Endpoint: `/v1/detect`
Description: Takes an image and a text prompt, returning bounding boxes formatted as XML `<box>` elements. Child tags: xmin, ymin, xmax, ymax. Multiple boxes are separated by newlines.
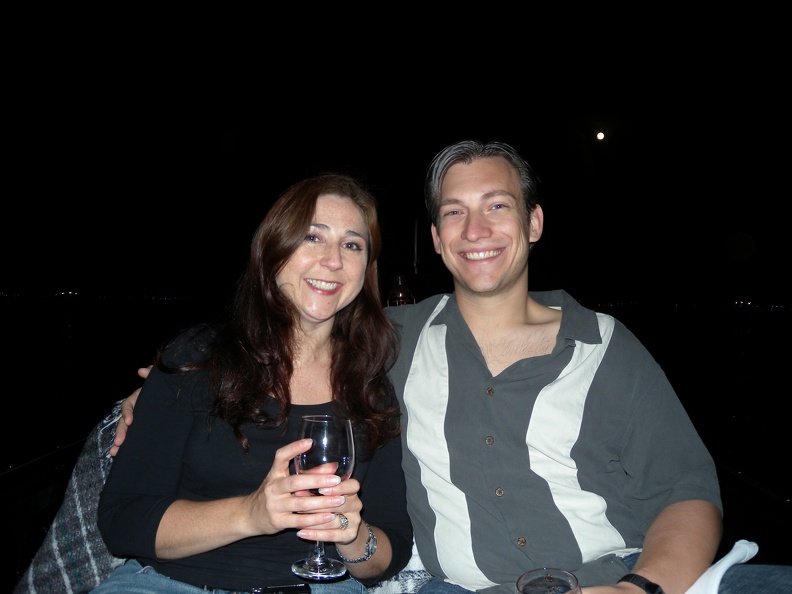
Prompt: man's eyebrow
<box><xmin>482</xmin><ymin>189</ymin><xmax>518</xmax><ymax>201</ymax></box>
<box><xmin>439</xmin><ymin>190</ymin><xmax>517</xmax><ymax>205</ymax></box>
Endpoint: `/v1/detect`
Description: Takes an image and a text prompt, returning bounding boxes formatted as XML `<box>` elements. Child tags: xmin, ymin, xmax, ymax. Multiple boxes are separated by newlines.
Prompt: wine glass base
<box><xmin>291</xmin><ymin>558</ymin><xmax>347</xmax><ymax>580</ymax></box>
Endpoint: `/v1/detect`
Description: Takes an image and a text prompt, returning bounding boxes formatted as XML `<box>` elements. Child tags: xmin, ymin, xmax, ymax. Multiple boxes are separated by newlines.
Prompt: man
<box><xmin>115</xmin><ymin>141</ymin><xmax>788</xmax><ymax>593</ymax></box>
<box><xmin>385</xmin><ymin>141</ymin><xmax>721</xmax><ymax>594</ymax></box>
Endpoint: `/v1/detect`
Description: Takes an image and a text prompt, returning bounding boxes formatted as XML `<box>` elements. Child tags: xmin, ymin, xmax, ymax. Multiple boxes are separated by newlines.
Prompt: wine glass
<box><xmin>291</xmin><ymin>414</ymin><xmax>356</xmax><ymax>580</ymax></box>
<box><xmin>515</xmin><ymin>567</ymin><xmax>581</xmax><ymax>594</ymax></box>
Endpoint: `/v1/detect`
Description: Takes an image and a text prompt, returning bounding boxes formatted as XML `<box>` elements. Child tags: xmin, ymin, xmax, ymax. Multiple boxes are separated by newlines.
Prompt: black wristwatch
<box><xmin>617</xmin><ymin>573</ymin><xmax>665</xmax><ymax>594</ymax></box>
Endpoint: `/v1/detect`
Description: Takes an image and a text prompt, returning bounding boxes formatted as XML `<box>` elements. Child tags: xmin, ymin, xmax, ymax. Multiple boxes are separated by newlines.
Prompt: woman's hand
<box><xmin>111</xmin><ymin>371</ymin><xmax>362</xmax><ymax>541</ymax></box>
<box><xmin>241</xmin><ymin>438</ymin><xmax>362</xmax><ymax>541</ymax></box>
<box><xmin>154</xmin><ymin>438</ymin><xmax>361</xmax><ymax>559</ymax></box>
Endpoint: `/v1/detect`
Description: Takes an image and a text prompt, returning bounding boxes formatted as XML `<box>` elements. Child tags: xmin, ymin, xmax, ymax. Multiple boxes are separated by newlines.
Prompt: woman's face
<box><xmin>276</xmin><ymin>194</ymin><xmax>368</xmax><ymax>328</ymax></box>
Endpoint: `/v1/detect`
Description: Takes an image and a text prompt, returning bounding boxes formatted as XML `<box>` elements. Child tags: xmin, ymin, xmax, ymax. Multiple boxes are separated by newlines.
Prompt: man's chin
<box><xmin>455</xmin><ymin>278</ymin><xmax>502</xmax><ymax>296</ymax></box>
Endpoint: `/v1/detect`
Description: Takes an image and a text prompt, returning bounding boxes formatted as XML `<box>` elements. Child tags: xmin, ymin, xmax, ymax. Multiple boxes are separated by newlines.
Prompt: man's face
<box><xmin>430</xmin><ymin>156</ymin><xmax>542</xmax><ymax>298</ymax></box>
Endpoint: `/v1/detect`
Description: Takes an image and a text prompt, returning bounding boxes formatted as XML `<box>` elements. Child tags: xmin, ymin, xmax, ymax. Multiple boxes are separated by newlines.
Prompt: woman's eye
<box><xmin>344</xmin><ymin>242</ymin><xmax>363</xmax><ymax>251</ymax></box>
<box><xmin>305</xmin><ymin>234</ymin><xmax>320</xmax><ymax>243</ymax></box>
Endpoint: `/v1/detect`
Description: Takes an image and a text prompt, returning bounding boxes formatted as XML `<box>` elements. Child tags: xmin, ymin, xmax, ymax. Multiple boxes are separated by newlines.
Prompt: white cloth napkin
<box><xmin>685</xmin><ymin>539</ymin><xmax>759</xmax><ymax>594</ymax></box>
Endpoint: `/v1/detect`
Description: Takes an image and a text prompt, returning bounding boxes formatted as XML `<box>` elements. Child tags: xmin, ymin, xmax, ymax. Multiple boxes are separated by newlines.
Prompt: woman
<box><xmin>92</xmin><ymin>173</ymin><xmax>412</xmax><ymax>593</ymax></box>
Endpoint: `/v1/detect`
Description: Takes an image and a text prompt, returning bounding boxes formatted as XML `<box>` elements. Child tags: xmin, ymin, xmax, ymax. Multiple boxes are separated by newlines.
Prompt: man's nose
<box><xmin>462</xmin><ymin>211</ymin><xmax>492</xmax><ymax>241</ymax></box>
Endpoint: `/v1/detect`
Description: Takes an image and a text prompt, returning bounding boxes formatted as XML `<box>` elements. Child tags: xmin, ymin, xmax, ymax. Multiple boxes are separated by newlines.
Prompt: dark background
<box><xmin>3</xmin><ymin>9</ymin><xmax>788</xmax><ymax>307</ymax></box>
<box><xmin>5</xmin><ymin>108</ymin><xmax>789</xmax><ymax>307</ymax></box>
<box><xmin>3</xmin><ymin>24</ymin><xmax>791</xmax><ymax>590</ymax></box>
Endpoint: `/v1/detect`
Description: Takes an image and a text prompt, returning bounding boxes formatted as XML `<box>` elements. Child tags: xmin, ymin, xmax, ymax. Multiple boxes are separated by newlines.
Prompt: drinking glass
<box><xmin>515</xmin><ymin>567</ymin><xmax>581</xmax><ymax>594</ymax></box>
<box><xmin>291</xmin><ymin>414</ymin><xmax>356</xmax><ymax>580</ymax></box>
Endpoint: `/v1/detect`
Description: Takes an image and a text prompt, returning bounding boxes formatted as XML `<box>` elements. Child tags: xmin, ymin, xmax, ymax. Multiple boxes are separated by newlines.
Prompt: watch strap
<box><xmin>617</xmin><ymin>573</ymin><xmax>665</xmax><ymax>594</ymax></box>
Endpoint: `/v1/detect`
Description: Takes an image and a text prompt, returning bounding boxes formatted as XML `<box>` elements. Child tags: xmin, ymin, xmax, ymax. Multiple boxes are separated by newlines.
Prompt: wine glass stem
<box><xmin>308</xmin><ymin>541</ymin><xmax>331</xmax><ymax>570</ymax></box>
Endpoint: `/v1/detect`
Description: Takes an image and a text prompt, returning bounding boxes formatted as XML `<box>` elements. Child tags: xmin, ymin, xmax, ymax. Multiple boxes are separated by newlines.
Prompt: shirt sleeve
<box><xmin>97</xmin><ymin>352</ymin><xmax>204</xmax><ymax>558</ymax></box>
<box><xmin>608</xmin><ymin>321</ymin><xmax>723</xmax><ymax>529</ymax></box>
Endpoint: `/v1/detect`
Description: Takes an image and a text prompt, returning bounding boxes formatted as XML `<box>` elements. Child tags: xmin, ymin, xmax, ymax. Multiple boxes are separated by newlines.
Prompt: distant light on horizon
<box><xmin>596</xmin><ymin>132</ymin><xmax>605</xmax><ymax>140</ymax></box>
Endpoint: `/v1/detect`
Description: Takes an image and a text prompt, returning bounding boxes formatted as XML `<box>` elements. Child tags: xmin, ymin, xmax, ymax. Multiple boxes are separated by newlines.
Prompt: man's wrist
<box><xmin>617</xmin><ymin>573</ymin><xmax>665</xmax><ymax>594</ymax></box>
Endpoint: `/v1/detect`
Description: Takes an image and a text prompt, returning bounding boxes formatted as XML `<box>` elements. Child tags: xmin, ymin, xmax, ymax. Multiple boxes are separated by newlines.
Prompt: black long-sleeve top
<box><xmin>97</xmin><ymin>327</ymin><xmax>413</xmax><ymax>591</ymax></box>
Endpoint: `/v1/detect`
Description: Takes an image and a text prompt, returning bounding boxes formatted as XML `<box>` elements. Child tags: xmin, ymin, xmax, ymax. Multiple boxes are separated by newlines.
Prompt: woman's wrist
<box><xmin>336</xmin><ymin>521</ymin><xmax>377</xmax><ymax>563</ymax></box>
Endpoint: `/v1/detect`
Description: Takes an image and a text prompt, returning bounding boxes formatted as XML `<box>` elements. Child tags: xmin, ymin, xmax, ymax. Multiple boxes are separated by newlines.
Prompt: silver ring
<box><xmin>338</xmin><ymin>513</ymin><xmax>349</xmax><ymax>530</ymax></box>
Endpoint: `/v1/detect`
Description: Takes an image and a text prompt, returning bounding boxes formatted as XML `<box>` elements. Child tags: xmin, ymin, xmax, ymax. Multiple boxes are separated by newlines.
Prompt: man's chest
<box><xmin>475</xmin><ymin>322</ymin><xmax>561</xmax><ymax>376</ymax></box>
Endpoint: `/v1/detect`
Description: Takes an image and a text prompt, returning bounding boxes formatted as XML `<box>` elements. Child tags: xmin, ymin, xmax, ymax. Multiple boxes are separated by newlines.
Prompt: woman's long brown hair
<box><xmin>158</xmin><ymin>173</ymin><xmax>400</xmax><ymax>457</ymax></box>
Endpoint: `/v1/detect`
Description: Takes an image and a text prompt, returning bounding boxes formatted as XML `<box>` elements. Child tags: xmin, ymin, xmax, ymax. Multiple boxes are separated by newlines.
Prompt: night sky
<box><xmin>4</xmin><ymin>13</ymin><xmax>789</xmax><ymax>309</ymax></box>
<box><xmin>4</xmin><ymin>34</ymin><xmax>792</xmax><ymax>583</ymax></box>
<box><xmin>5</xmin><ymin>100</ymin><xmax>788</xmax><ymax>307</ymax></box>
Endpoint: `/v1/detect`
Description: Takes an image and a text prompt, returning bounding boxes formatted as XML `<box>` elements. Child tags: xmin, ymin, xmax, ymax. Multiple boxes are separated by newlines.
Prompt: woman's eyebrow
<box><xmin>310</xmin><ymin>222</ymin><xmax>366</xmax><ymax>239</ymax></box>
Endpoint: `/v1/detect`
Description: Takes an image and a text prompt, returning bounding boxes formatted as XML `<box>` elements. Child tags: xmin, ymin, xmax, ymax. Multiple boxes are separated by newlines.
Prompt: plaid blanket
<box><xmin>13</xmin><ymin>402</ymin><xmax>125</xmax><ymax>594</ymax></box>
<box><xmin>13</xmin><ymin>403</ymin><xmax>431</xmax><ymax>594</ymax></box>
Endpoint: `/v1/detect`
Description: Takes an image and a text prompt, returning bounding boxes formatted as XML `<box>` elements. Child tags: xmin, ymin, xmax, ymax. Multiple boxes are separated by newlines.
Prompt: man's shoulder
<box><xmin>385</xmin><ymin>293</ymin><xmax>450</xmax><ymax>325</ymax></box>
<box><xmin>530</xmin><ymin>289</ymin><xmax>582</xmax><ymax>309</ymax></box>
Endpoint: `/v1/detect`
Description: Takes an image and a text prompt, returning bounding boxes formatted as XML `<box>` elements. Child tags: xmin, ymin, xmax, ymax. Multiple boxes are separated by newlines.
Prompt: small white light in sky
<box><xmin>596</xmin><ymin>132</ymin><xmax>605</xmax><ymax>140</ymax></box>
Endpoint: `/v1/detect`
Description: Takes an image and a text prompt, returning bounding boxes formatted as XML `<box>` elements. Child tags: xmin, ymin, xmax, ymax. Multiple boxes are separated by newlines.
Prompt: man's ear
<box><xmin>529</xmin><ymin>205</ymin><xmax>544</xmax><ymax>242</ymax></box>
<box><xmin>430</xmin><ymin>223</ymin><xmax>441</xmax><ymax>254</ymax></box>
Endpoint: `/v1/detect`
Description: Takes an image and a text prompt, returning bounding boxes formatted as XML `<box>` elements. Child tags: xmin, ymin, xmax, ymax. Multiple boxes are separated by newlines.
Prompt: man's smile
<box><xmin>460</xmin><ymin>249</ymin><xmax>503</xmax><ymax>261</ymax></box>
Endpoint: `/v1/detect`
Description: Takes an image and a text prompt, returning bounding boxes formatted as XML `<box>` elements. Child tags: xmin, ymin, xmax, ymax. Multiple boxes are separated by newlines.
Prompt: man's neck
<box><xmin>454</xmin><ymin>281</ymin><xmax>535</xmax><ymax>330</ymax></box>
<box><xmin>455</xmin><ymin>283</ymin><xmax>562</xmax><ymax>375</ymax></box>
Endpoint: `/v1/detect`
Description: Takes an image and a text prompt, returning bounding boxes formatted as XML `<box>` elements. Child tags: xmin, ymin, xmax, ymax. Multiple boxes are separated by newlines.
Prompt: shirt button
<box><xmin>495</xmin><ymin>487</ymin><xmax>504</xmax><ymax>497</ymax></box>
<box><xmin>517</xmin><ymin>537</ymin><xmax>526</xmax><ymax>547</ymax></box>
<box><xmin>485</xmin><ymin>436</ymin><xmax>494</xmax><ymax>445</ymax></box>
<box><xmin>486</xmin><ymin>387</ymin><xmax>494</xmax><ymax>396</ymax></box>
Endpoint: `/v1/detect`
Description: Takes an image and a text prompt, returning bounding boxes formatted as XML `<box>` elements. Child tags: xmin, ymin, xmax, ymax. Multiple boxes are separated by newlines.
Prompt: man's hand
<box><xmin>108</xmin><ymin>366</ymin><xmax>150</xmax><ymax>457</ymax></box>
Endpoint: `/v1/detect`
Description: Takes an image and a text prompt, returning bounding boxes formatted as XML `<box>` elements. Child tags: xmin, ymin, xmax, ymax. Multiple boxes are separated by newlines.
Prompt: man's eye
<box><xmin>442</xmin><ymin>209</ymin><xmax>460</xmax><ymax>217</ymax></box>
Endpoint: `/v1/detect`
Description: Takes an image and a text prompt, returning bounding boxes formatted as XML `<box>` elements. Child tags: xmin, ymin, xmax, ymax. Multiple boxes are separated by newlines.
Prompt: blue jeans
<box><xmin>717</xmin><ymin>563</ymin><xmax>792</xmax><ymax>594</ymax></box>
<box><xmin>413</xmin><ymin>553</ymin><xmax>792</xmax><ymax>593</ymax></box>
<box><xmin>90</xmin><ymin>559</ymin><xmax>367</xmax><ymax>594</ymax></box>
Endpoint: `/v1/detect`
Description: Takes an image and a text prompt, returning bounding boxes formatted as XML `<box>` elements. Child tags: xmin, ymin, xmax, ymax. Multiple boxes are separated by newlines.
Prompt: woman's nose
<box><xmin>321</xmin><ymin>245</ymin><xmax>343</xmax><ymax>269</ymax></box>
